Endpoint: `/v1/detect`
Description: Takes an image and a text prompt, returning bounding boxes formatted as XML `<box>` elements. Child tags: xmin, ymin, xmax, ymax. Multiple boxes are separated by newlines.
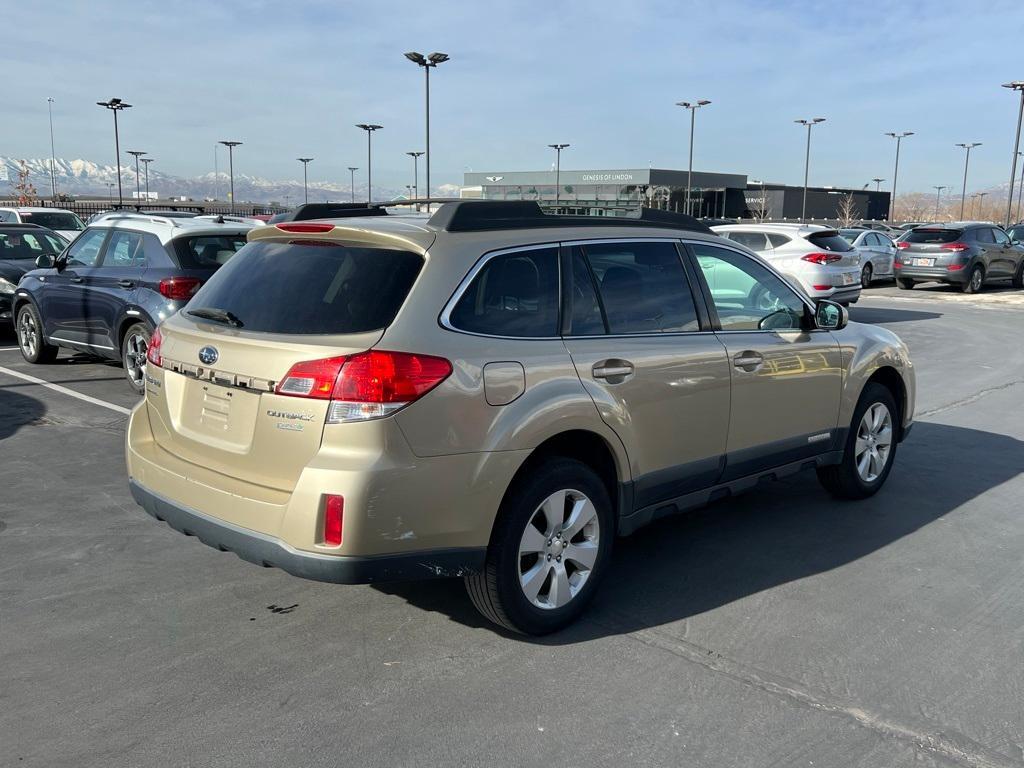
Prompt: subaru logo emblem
<box><xmin>198</xmin><ymin>346</ymin><xmax>219</xmax><ymax>365</ymax></box>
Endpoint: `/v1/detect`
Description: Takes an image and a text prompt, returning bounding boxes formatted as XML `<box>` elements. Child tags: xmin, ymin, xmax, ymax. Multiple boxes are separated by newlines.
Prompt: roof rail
<box><xmin>425</xmin><ymin>201</ymin><xmax>714</xmax><ymax>234</ymax></box>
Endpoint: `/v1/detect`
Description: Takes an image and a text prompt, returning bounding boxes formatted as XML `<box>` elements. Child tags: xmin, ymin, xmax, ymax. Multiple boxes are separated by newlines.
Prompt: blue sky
<box><xmin>4</xmin><ymin>0</ymin><xmax>1024</xmax><ymax>193</ymax></box>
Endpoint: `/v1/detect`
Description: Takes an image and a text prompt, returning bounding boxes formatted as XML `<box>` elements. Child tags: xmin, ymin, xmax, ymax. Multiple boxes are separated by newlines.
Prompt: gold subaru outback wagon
<box><xmin>127</xmin><ymin>201</ymin><xmax>915</xmax><ymax>635</ymax></box>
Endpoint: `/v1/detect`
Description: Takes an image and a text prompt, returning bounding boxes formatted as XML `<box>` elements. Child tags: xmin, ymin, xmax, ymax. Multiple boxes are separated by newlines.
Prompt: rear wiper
<box><xmin>187</xmin><ymin>307</ymin><xmax>243</xmax><ymax>327</ymax></box>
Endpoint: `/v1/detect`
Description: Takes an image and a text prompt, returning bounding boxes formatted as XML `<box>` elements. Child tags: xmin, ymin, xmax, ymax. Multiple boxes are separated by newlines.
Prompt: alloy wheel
<box><xmin>861</xmin><ymin>263</ymin><xmax>872</xmax><ymax>288</ymax></box>
<box><xmin>18</xmin><ymin>310</ymin><xmax>37</xmax><ymax>359</ymax></box>
<box><xmin>854</xmin><ymin>402</ymin><xmax>893</xmax><ymax>483</ymax></box>
<box><xmin>517</xmin><ymin>489</ymin><xmax>600</xmax><ymax>610</ymax></box>
<box><xmin>123</xmin><ymin>331</ymin><xmax>148</xmax><ymax>388</ymax></box>
<box><xmin>970</xmin><ymin>267</ymin><xmax>983</xmax><ymax>292</ymax></box>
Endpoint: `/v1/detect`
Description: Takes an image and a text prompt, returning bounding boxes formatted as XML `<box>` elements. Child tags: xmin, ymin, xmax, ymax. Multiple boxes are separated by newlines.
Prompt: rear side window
<box><xmin>726</xmin><ymin>231</ymin><xmax>770</xmax><ymax>251</ymax></box>
<box><xmin>766</xmin><ymin>233</ymin><xmax>790</xmax><ymax>247</ymax></box>
<box><xmin>905</xmin><ymin>229</ymin><xmax>962</xmax><ymax>244</ymax></box>
<box><xmin>173</xmin><ymin>233</ymin><xmax>250</xmax><ymax>268</ymax></box>
<box><xmin>102</xmin><ymin>230</ymin><xmax>143</xmax><ymax>267</ymax></box>
<box><xmin>804</xmin><ymin>231</ymin><xmax>854</xmax><ymax>252</ymax></box>
<box><xmin>580</xmin><ymin>241</ymin><xmax>699</xmax><ymax>334</ymax></box>
<box><xmin>450</xmin><ymin>248</ymin><xmax>559</xmax><ymax>337</ymax></box>
<box><xmin>186</xmin><ymin>241</ymin><xmax>423</xmax><ymax>335</ymax></box>
<box><xmin>975</xmin><ymin>228</ymin><xmax>995</xmax><ymax>244</ymax></box>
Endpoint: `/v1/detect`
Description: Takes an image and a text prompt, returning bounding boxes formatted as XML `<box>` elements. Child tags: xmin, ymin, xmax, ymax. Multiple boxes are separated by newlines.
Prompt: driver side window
<box><xmin>65</xmin><ymin>228</ymin><xmax>107</xmax><ymax>267</ymax></box>
<box><xmin>691</xmin><ymin>243</ymin><xmax>806</xmax><ymax>331</ymax></box>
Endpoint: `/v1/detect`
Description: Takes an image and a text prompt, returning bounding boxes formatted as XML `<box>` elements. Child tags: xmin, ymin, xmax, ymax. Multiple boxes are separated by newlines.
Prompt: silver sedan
<box><xmin>840</xmin><ymin>229</ymin><xmax>897</xmax><ymax>286</ymax></box>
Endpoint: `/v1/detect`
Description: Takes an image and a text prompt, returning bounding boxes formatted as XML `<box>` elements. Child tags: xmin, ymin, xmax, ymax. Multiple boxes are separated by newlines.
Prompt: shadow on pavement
<box><xmin>376</xmin><ymin>422</ymin><xmax>1024</xmax><ymax>640</ymax></box>
<box><xmin>0</xmin><ymin>386</ymin><xmax>47</xmax><ymax>441</ymax></box>
<box><xmin>850</xmin><ymin>306</ymin><xmax>942</xmax><ymax>324</ymax></box>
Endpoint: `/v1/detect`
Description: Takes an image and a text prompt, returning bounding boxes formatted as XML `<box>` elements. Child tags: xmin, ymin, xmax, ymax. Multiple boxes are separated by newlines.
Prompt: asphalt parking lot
<box><xmin>1</xmin><ymin>282</ymin><xmax>1023</xmax><ymax>768</ymax></box>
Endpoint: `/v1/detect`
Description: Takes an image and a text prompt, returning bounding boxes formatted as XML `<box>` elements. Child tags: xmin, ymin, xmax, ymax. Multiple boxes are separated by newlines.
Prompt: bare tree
<box><xmin>12</xmin><ymin>160</ymin><xmax>38</xmax><ymax>205</ymax></box>
<box><xmin>751</xmin><ymin>184</ymin><xmax>770</xmax><ymax>221</ymax></box>
<box><xmin>836</xmin><ymin>193</ymin><xmax>859</xmax><ymax>228</ymax></box>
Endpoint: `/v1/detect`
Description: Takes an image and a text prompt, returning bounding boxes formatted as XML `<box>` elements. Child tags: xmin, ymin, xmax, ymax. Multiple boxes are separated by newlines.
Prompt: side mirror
<box><xmin>815</xmin><ymin>300</ymin><xmax>848</xmax><ymax>331</ymax></box>
<box><xmin>35</xmin><ymin>254</ymin><xmax>53</xmax><ymax>269</ymax></box>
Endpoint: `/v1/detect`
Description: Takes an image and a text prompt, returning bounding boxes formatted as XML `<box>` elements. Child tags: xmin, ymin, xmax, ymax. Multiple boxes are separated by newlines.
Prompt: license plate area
<box><xmin>841</xmin><ymin>272</ymin><xmax>856</xmax><ymax>285</ymax></box>
<box><xmin>913</xmin><ymin>257</ymin><xmax>935</xmax><ymax>267</ymax></box>
<box><xmin>174</xmin><ymin>377</ymin><xmax>261</xmax><ymax>452</ymax></box>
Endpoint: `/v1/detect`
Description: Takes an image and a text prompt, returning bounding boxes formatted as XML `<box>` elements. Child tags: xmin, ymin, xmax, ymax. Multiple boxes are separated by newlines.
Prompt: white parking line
<box><xmin>0</xmin><ymin>364</ymin><xmax>131</xmax><ymax>415</ymax></box>
<box><xmin>0</xmin><ymin>347</ymin><xmax>20</xmax><ymax>351</ymax></box>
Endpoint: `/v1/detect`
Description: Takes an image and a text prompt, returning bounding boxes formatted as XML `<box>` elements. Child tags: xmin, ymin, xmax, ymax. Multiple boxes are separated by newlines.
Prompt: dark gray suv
<box><xmin>894</xmin><ymin>222</ymin><xmax>1024</xmax><ymax>293</ymax></box>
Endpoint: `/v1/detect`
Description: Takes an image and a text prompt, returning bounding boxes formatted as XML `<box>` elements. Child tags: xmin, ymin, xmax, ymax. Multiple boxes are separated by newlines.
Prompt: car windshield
<box><xmin>0</xmin><ymin>230</ymin><xmax>66</xmax><ymax>259</ymax></box>
<box><xmin>1007</xmin><ymin>226</ymin><xmax>1024</xmax><ymax>242</ymax></box>
<box><xmin>904</xmin><ymin>229</ymin><xmax>963</xmax><ymax>244</ymax></box>
<box><xmin>805</xmin><ymin>231</ymin><xmax>854</xmax><ymax>252</ymax></box>
<box><xmin>185</xmin><ymin>240</ymin><xmax>423</xmax><ymax>334</ymax></box>
<box><xmin>20</xmin><ymin>211</ymin><xmax>85</xmax><ymax>231</ymax></box>
<box><xmin>838</xmin><ymin>229</ymin><xmax>862</xmax><ymax>243</ymax></box>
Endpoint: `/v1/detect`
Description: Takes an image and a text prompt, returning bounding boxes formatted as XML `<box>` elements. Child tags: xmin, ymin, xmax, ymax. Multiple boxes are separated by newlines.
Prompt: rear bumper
<box><xmin>809</xmin><ymin>284</ymin><xmax>861</xmax><ymax>304</ymax></box>
<box><xmin>895</xmin><ymin>266</ymin><xmax>966</xmax><ymax>283</ymax></box>
<box><xmin>130</xmin><ymin>479</ymin><xmax>485</xmax><ymax>583</ymax></box>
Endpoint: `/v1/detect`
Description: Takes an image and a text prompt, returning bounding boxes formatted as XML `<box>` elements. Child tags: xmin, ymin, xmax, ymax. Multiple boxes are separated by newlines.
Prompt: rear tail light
<box><xmin>146</xmin><ymin>327</ymin><xmax>162</xmax><ymax>368</ymax></box>
<box><xmin>323</xmin><ymin>494</ymin><xmax>344</xmax><ymax>546</ymax></box>
<box><xmin>940</xmin><ymin>242</ymin><xmax>969</xmax><ymax>252</ymax></box>
<box><xmin>275</xmin><ymin>222</ymin><xmax>335</xmax><ymax>233</ymax></box>
<box><xmin>894</xmin><ymin>258</ymin><xmax>904</xmax><ymax>268</ymax></box>
<box><xmin>896</xmin><ymin>241</ymin><xmax>911</xmax><ymax>249</ymax></box>
<box><xmin>947</xmin><ymin>263</ymin><xmax>965</xmax><ymax>271</ymax></box>
<box><xmin>275</xmin><ymin>350</ymin><xmax>452</xmax><ymax>423</ymax></box>
<box><xmin>158</xmin><ymin>276</ymin><xmax>202</xmax><ymax>300</ymax></box>
<box><xmin>801</xmin><ymin>252</ymin><xmax>842</xmax><ymax>265</ymax></box>
<box><xmin>812</xmin><ymin>284</ymin><xmax>832</xmax><ymax>291</ymax></box>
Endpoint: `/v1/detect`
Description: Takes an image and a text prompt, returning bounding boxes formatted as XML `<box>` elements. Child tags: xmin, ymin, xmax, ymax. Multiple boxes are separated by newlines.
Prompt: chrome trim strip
<box><xmin>49</xmin><ymin>336</ymin><xmax>115</xmax><ymax>351</ymax></box>
<box><xmin>161</xmin><ymin>357</ymin><xmax>276</xmax><ymax>393</ymax></box>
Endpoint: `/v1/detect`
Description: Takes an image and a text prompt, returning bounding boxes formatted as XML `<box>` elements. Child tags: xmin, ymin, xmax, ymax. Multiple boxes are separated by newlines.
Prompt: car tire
<box><xmin>860</xmin><ymin>262</ymin><xmax>873</xmax><ymax>288</ymax></box>
<box><xmin>465</xmin><ymin>458</ymin><xmax>613</xmax><ymax>635</ymax></box>
<box><xmin>1012</xmin><ymin>260</ymin><xmax>1024</xmax><ymax>290</ymax></box>
<box><xmin>817</xmin><ymin>382</ymin><xmax>899</xmax><ymax>500</ymax></box>
<box><xmin>962</xmin><ymin>264</ymin><xmax>984</xmax><ymax>294</ymax></box>
<box><xmin>896</xmin><ymin>278</ymin><xmax>914</xmax><ymax>290</ymax></box>
<box><xmin>121</xmin><ymin>322</ymin><xmax>151</xmax><ymax>395</ymax></box>
<box><xmin>16</xmin><ymin>303</ymin><xmax>58</xmax><ymax>364</ymax></box>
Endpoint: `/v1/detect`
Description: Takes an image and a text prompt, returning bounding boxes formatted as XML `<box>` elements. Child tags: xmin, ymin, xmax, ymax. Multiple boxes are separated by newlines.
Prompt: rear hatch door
<box><xmin>900</xmin><ymin>228</ymin><xmax>964</xmax><ymax>266</ymax></box>
<box><xmin>145</xmin><ymin>235</ymin><xmax>425</xmax><ymax>493</ymax></box>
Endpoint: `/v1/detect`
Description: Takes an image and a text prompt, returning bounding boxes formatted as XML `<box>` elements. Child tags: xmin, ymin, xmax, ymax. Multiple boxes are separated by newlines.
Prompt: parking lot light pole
<box><xmin>795</xmin><ymin>118</ymin><xmax>826</xmax><ymax>223</ymax></box>
<box><xmin>676</xmin><ymin>100</ymin><xmax>711</xmax><ymax>215</ymax></box>
<box><xmin>406</xmin><ymin>151</ymin><xmax>424</xmax><ymax>202</ymax></box>
<box><xmin>872</xmin><ymin>177</ymin><xmax>885</xmax><ymax>192</ymax></box>
<box><xmin>46</xmin><ymin>97</ymin><xmax>57</xmax><ymax>201</ymax></box>
<box><xmin>404</xmin><ymin>52</ymin><xmax>449</xmax><ymax>204</ymax></box>
<box><xmin>956</xmin><ymin>142</ymin><xmax>981</xmax><ymax>219</ymax></box>
<box><xmin>347</xmin><ymin>166</ymin><xmax>358</xmax><ymax>202</ymax></box>
<box><xmin>976</xmin><ymin>191</ymin><xmax>989</xmax><ymax>220</ymax></box>
<box><xmin>126</xmin><ymin>151</ymin><xmax>146</xmax><ymax>202</ymax></box>
<box><xmin>142</xmin><ymin>157</ymin><xmax>153</xmax><ymax>201</ymax></box>
<box><xmin>355</xmin><ymin>125</ymin><xmax>382</xmax><ymax>202</ymax></box>
<box><xmin>547</xmin><ymin>144</ymin><xmax>569</xmax><ymax>208</ymax></box>
<box><xmin>218</xmin><ymin>141</ymin><xmax>242</xmax><ymax>213</ymax></box>
<box><xmin>1017</xmin><ymin>152</ymin><xmax>1024</xmax><ymax>223</ymax></box>
<box><xmin>884</xmin><ymin>131</ymin><xmax>913</xmax><ymax>222</ymax></box>
<box><xmin>1001</xmin><ymin>82</ymin><xmax>1024</xmax><ymax>227</ymax></box>
<box><xmin>932</xmin><ymin>185</ymin><xmax>946</xmax><ymax>220</ymax></box>
<box><xmin>297</xmin><ymin>157</ymin><xmax>313</xmax><ymax>204</ymax></box>
<box><xmin>96</xmin><ymin>98</ymin><xmax>132</xmax><ymax>208</ymax></box>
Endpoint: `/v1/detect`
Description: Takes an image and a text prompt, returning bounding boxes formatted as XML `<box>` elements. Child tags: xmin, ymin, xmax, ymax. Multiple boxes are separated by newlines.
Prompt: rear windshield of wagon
<box><xmin>184</xmin><ymin>240</ymin><xmax>423</xmax><ymax>334</ymax></box>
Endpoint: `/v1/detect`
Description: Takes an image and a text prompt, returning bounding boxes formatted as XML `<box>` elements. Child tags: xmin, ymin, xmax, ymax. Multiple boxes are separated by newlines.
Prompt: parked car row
<box><xmin>0</xmin><ymin>206</ymin><xmax>84</xmax><ymax>242</ymax></box>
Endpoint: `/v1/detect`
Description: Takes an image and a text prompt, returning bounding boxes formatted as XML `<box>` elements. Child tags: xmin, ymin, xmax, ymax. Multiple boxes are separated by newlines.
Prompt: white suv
<box><xmin>0</xmin><ymin>207</ymin><xmax>86</xmax><ymax>243</ymax></box>
<box><xmin>712</xmin><ymin>223</ymin><xmax>862</xmax><ymax>305</ymax></box>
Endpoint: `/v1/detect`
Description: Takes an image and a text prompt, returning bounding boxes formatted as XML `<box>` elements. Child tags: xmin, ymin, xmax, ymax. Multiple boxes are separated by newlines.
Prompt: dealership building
<box><xmin>462</xmin><ymin>168</ymin><xmax>891</xmax><ymax>221</ymax></box>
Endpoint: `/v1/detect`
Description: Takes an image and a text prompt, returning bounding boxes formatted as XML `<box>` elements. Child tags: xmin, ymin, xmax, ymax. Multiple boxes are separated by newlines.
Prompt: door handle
<box><xmin>118</xmin><ymin>279</ymin><xmax>135</xmax><ymax>288</ymax></box>
<box><xmin>592</xmin><ymin>360</ymin><xmax>634</xmax><ymax>380</ymax></box>
<box><xmin>733</xmin><ymin>351</ymin><xmax>764</xmax><ymax>371</ymax></box>
<box><xmin>69</xmin><ymin>276</ymin><xmax>83</xmax><ymax>283</ymax></box>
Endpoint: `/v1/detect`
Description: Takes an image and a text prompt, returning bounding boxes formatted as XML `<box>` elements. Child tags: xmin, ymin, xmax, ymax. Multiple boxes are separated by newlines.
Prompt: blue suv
<box><xmin>13</xmin><ymin>213</ymin><xmax>255</xmax><ymax>392</ymax></box>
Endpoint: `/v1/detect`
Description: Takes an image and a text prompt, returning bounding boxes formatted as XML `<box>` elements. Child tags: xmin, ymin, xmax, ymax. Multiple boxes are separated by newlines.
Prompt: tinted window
<box><xmin>0</xmin><ymin>231</ymin><xmax>65</xmax><ymax>259</ymax></box>
<box><xmin>186</xmin><ymin>241</ymin><xmax>423</xmax><ymax>335</ymax></box>
<box><xmin>992</xmin><ymin>228</ymin><xmax>1011</xmax><ymax>245</ymax></box>
<box><xmin>838</xmin><ymin>229</ymin><xmax>861</xmax><ymax>244</ymax></box>
<box><xmin>0</xmin><ymin>210</ymin><xmax>14</xmax><ymax>222</ymax></box>
<box><xmin>804</xmin><ymin>231</ymin><xmax>854</xmax><ymax>252</ymax></box>
<box><xmin>726</xmin><ymin>231</ymin><xmax>770</xmax><ymax>251</ymax></box>
<box><xmin>138</xmin><ymin>233</ymin><xmax>167</xmax><ymax>267</ymax></box>
<box><xmin>766</xmin><ymin>233</ymin><xmax>790</xmax><ymax>248</ymax></box>
<box><xmin>65</xmin><ymin>228</ymin><xmax>106</xmax><ymax>267</ymax></box>
<box><xmin>905</xmin><ymin>228</ymin><xmax>962</xmax><ymax>244</ymax></box>
<box><xmin>975</xmin><ymin>228</ymin><xmax>995</xmax><ymax>244</ymax></box>
<box><xmin>569</xmin><ymin>250</ymin><xmax>605</xmax><ymax>336</ymax></box>
<box><xmin>1007</xmin><ymin>226</ymin><xmax>1024</xmax><ymax>242</ymax></box>
<box><xmin>174</xmin><ymin>233</ymin><xmax>250</xmax><ymax>268</ymax></box>
<box><xmin>20</xmin><ymin>211</ymin><xmax>84</xmax><ymax>231</ymax></box>
<box><xmin>692</xmin><ymin>243</ymin><xmax>805</xmax><ymax>331</ymax></box>
<box><xmin>582</xmin><ymin>241</ymin><xmax>698</xmax><ymax>334</ymax></box>
<box><xmin>450</xmin><ymin>248</ymin><xmax>559</xmax><ymax>337</ymax></box>
<box><xmin>102</xmin><ymin>230</ymin><xmax>143</xmax><ymax>267</ymax></box>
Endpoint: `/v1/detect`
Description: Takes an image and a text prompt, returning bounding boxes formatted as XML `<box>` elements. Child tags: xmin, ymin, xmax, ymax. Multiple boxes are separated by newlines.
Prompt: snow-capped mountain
<box><xmin>1</xmin><ymin>156</ymin><xmax>406</xmax><ymax>204</ymax></box>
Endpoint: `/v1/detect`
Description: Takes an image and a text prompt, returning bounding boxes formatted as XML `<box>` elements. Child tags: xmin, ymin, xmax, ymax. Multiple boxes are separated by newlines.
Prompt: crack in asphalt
<box><xmin>918</xmin><ymin>379</ymin><xmax>1024</xmax><ymax>418</ymax></box>
<box><xmin>599</xmin><ymin>617</ymin><xmax>1021</xmax><ymax>768</ymax></box>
